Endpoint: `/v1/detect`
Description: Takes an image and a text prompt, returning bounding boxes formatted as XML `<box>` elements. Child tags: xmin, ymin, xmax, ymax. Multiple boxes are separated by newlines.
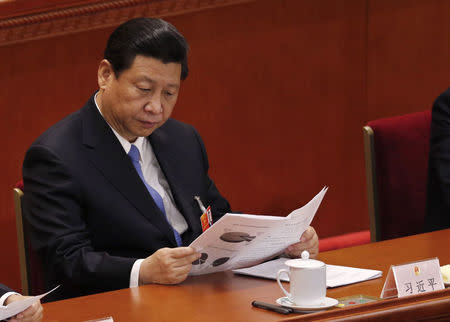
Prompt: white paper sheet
<box><xmin>232</xmin><ymin>257</ymin><xmax>382</xmax><ymax>288</ymax></box>
<box><xmin>0</xmin><ymin>286</ymin><xmax>59</xmax><ymax>320</ymax></box>
<box><xmin>189</xmin><ymin>187</ymin><xmax>327</xmax><ymax>275</ymax></box>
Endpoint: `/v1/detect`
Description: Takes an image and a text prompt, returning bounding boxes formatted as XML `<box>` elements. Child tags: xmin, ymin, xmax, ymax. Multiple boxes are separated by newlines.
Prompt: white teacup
<box><xmin>276</xmin><ymin>251</ymin><xmax>326</xmax><ymax>306</ymax></box>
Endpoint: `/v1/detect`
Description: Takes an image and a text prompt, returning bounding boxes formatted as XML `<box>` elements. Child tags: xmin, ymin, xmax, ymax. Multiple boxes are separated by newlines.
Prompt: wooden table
<box><xmin>42</xmin><ymin>229</ymin><xmax>450</xmax><ymax>321</ymax></box>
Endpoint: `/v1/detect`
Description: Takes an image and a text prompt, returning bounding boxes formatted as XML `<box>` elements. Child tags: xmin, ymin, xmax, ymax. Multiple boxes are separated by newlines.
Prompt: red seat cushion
<box><xmin>319</xmin><ymin>230</ymin><xmax>370</xmax><ymax>252</ymax></box>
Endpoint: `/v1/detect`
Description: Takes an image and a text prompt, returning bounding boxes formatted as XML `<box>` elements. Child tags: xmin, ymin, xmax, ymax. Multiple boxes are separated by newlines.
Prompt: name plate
<box><xmin>381</xmin><ymin>257</ymin><xmax>444</xmax><ymax>299</ymax></box>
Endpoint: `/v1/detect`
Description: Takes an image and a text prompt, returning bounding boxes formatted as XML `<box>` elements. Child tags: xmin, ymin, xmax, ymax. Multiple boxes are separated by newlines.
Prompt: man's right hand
<box><xmin>139</xmin><ymin>247</ymin><xmax>201</xmax><ymax>285</ymax></box>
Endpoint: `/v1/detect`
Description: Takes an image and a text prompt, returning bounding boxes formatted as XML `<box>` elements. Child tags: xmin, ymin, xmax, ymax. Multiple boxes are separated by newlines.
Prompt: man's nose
<box><xmin>144</xmin><ymin>93</ymin><xmax>162</xmax><ymax>114</ymax></box>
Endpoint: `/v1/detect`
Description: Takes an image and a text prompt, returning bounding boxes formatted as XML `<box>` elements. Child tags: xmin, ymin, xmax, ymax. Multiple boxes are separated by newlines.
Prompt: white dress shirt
<box><xmin>0</xmin><ymin>291</ymin><xmax>19</xmax><ymax>306</ymax></box>
<box><xmin>94</xmin><ymin>94</ymin><xmax>188</xmax><ymax>287</ymax></box>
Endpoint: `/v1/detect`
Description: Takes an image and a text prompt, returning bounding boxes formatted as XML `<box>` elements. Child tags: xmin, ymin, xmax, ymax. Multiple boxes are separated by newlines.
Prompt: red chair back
<box><xmin>365</xmin><ymin>111</ymin><xmax>431</xmax><ymax>241</ymax></box>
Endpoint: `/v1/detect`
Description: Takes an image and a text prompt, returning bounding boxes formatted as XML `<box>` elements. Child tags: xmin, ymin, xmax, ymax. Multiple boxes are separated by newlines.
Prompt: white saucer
<box><xmin>276</xmin><ymin>296</ymin><xmax>338</xmax><ymax>312</ymax></box>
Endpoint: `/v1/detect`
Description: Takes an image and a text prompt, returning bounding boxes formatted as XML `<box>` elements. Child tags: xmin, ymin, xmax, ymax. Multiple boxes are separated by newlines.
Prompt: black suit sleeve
<box><xmin>0</xmin><ymin>283</ymin><xmax>14</xmax><ymax>297</ymax></box>
<box><xmin>426</xmin><ymin>88</ymin><xmax>450</xmax><ymax>231</ymax></box>
<box><xmin>23</xmin><ymin>145</ymin><xmax>136</xmax><ymax>298</ymax></box>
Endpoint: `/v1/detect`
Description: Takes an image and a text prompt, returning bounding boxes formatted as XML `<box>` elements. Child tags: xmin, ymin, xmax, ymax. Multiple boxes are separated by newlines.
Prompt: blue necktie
<box><xmin>128</xmin><ymin>144</ymin><xmax>182</xmax><ymax>246</ymax></box>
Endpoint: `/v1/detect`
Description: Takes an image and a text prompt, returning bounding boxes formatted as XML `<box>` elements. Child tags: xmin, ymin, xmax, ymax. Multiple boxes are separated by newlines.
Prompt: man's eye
<box><xmin>139</xmin><ymin>87</ymin><xmax>151</xmax><ymax>92</ymax></box>
<box><xmin>165</xmin><ymin>91</ymin><xmax>175</xmax><ymax>97</ymax></box>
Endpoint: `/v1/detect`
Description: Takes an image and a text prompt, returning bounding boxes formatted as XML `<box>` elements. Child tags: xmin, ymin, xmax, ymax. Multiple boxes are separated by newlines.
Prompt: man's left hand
<box><xmin>284</xmin><ymin>226</ymin><xmax>319</xmax><ymax>258</ymax></box>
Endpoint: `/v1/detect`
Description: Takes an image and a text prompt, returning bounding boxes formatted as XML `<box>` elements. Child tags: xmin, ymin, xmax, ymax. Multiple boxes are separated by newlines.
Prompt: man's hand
<box><xmin>285</xmin><ymin>226</ymin><xmax>319</xmax><ymax>258</ymax></box>
<box><xmin>139</xmin><ymin>247</ymin><xmax>201</xmax><ymax>285</ymax></box>
<box><xmin>5</xmin><ymin>295</ymin><xmax>43</xmax><ymax>322</ymax></box>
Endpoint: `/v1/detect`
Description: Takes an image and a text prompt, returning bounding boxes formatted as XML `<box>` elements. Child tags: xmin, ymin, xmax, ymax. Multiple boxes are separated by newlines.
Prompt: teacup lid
<box><xmin>301</xmin><ymin>250</ymin><xmax>310</xmax><ymax>260</ymax></box>
<box><xmin>285</xmin><ymin>250</ymin><xmax>324</xmax><ymax>268</ymax></box>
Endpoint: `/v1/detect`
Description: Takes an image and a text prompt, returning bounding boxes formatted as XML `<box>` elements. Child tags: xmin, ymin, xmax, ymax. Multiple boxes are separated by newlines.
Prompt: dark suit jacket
<box><xmin>22</xmin><ymin>94</ymin><xmax>231</xmax><ymax>300</ymax></box>
<box><xmin>426</xmin><ymin>87</ymin><xmax>450</xmax><ymax>232</ymax></box>
<box><xmin>0</xmin><ymin>283</ymin><xmax>14</xmax><ymax>298</ymax></box>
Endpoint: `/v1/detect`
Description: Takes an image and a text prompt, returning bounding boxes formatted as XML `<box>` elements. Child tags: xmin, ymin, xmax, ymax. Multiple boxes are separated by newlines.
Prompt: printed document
<box><xmin>233</xmin><ymin>257</ymin><xmax>382</xmax><ymax>287</ymax></box>
<box><xmin>189</xmin><ymin>187</ymin><xmax>327</xmax><ymax>275</ymax></box>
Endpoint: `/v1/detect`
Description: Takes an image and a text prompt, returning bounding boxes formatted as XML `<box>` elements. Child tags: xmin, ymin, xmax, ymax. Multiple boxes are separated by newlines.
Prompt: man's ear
<box><xmin>98</xmin><ymin>59</ymin><xmax>114</xmax><ymax>89</ymax></box>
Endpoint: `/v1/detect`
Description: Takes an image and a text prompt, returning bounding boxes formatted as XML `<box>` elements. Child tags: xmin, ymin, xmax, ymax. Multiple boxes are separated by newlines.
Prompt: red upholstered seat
<box><xmin>318</xmin><ymin>230</ymin><xmax>370</xmax><ymax>252</ymax></box>
<box><xmin>364</xmin><ymin>111</ymin><xmax>431</xmax><ymax>241</ymax></box>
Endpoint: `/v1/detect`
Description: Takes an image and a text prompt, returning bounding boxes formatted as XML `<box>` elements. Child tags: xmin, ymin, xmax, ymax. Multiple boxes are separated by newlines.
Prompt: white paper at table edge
<box><xmin>232</xmin><ymin>257</ymin><xmax>382</xmax><ymax>288</ymax></box>
<box><xmin>83</xmin><ymin>317</ymin><xmax>114</xmax><ymax>322</ymax></box>
<box><xmin>0</xmin><ymin>285</ymin><xmax>60</xmax><ymax>320</ymax></box>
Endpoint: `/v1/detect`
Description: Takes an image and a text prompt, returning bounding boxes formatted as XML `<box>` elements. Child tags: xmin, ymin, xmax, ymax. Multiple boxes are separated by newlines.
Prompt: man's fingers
<box><xmin>173</xmin><ymin>252</ymin><xmax>201</xmax><ymax>267</ymax></box>
<box><xmin>156</xmin><ymin>247</ymin><xmax>200</xmax><ymax>267</ymax></box>
<box><xmin>140</xmin><ymin>247</ymin><xmax>200</xmax><ymax>285</ymax></box>
<box><xmin>161</xmin><ymin>262</ymin><xmax>193</xmax><ymax>284</ymax></box>
<box><xmin>26</xmin><ymin>302</ymin><xmax>43</xmax><ymax>322</ymax></box>
<box><xmin>167</xmin><ymin>247</ymin><xmax>197</xmax><ymax>259</ymax></box>
<box><xmin>173</xmin><ymin>263</ymin><xmax>194</xmax><ymax>277</ymax></box>
<box><xmin>285</xmin><ymin>226</ymin><xmax>319</xmax><ymax>258</ymax></box>
<box><xmin>165</xmin><ymin>247</ymin><xmax>200</xmax><ymax>267</ymax></box>
<box><xmin>301</xmin><ymin>226</ymin><xmax>316</xmax><ymax>242</ymax></box>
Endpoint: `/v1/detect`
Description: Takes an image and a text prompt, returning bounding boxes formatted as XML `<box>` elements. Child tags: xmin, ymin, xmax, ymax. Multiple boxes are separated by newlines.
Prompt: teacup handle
<box><xmin>276</xmin><ymin>269</ymin><xmax>292</xmax><ymax>300</ymax></box>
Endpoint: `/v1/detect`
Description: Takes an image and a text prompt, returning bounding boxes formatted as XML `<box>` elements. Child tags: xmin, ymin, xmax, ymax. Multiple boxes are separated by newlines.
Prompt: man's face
<box><xmin>97</xmin><ymin>55</ymin><xmax>182</xmax><ymax>142</ymax></box>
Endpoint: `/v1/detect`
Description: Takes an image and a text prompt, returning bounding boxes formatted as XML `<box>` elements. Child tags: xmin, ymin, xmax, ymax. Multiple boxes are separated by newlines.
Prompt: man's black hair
<box><xmin>104</xmin><ymin>17</ymin><xmax>189</xmax><ymax>80</ymax></box>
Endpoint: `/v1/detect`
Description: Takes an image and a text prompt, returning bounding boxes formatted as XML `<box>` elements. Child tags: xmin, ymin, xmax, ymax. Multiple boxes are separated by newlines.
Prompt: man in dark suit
<box><xmin>0</xmin><ymin>283</ymin><xmax>43</xmax><ymax>321</ymax></box>
<box><xmin>22</xmin><ymin>18</ymin><xmax>319</xmax><ymax>300</ymax></box>
<box><xmin>426</xmin><ymin>87</ymin><xmax>450</xmax><ymax>231</ymax></box>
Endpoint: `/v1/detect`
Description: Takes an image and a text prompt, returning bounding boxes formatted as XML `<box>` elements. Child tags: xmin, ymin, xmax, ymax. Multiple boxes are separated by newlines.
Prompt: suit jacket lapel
<box><xmin>80</xmin><ymin>96</ymin><xmax>178</xmax><ymax>246</ymax></box>
<box><xmin>150</xmin><ymin>129</ymin><xmax>202</xmax><ymax>243</ymax></box>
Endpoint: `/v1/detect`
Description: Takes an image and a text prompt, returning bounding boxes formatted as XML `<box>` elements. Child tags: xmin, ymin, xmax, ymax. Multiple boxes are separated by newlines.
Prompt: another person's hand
<box><xmin>284</xmin><ymin>226</ymin><xmax>319</xmax><ymax>259</ymax></box>
<box><xmin>5</xmin><ymin>294</ymin><xmax>43</xmax><ymax>322</ymax></box>
<box><xmin>139</xmin><ymin>247</ymin><xmax>201</xmax><ymax>285</ymax></box>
